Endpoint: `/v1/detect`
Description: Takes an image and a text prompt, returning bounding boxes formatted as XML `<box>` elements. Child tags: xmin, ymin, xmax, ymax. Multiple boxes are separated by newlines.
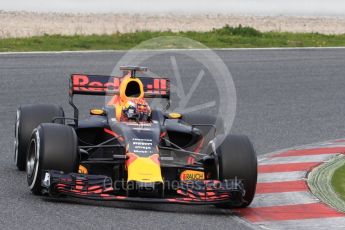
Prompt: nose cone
<box><xmin>126</xmin><ymin>153</ymin><xmax>163</xmax><ymax>183</ymax></box>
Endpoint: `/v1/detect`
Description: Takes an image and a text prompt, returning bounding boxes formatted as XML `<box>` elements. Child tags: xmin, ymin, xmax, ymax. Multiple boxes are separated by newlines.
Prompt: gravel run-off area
<box><xmin>1</xmin><ymin>11</ymin><xmax>345</xmax><ymax>38</ymax></box>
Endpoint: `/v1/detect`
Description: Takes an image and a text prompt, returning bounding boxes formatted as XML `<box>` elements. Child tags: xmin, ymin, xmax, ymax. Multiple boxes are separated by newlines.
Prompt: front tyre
<box><xmin>212</xmin><ymin>134</ymin><xmax>257</xmax><ymax>208</ymax></box>
<box><xmin>27</xmin><ymin>123</ymin><xmax>78</xmax><ymax>195</ymax></box>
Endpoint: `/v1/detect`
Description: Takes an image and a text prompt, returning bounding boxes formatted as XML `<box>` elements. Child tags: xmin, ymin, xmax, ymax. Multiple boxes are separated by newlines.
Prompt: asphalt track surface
<box><xmin>1</xmin><ymin>48</ymin><xmax>345</xmax><ymax>229</ymax></box>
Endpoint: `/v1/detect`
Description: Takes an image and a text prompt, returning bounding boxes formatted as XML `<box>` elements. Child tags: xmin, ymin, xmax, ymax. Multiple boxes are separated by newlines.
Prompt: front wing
<box><xmin>41</xmin><ymin>170</ymin><xmax>246</xmax><ymax>206</ymax></box>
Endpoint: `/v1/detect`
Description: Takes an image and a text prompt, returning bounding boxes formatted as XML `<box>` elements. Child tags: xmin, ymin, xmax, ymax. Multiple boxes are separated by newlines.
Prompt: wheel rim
<box><xmin>14</xmin><ymin>109</ymin><xmax>20</xmax><ymax>164</ymax></box>
<box><xmin>26</xmin><ymin>139</ymin><xmax>37</xmax><ymax>178</ymax></box>
<box><xmin>27</xmin><ymin>130</ymin><xmax>40</xmax><ymax>189</ymax></box>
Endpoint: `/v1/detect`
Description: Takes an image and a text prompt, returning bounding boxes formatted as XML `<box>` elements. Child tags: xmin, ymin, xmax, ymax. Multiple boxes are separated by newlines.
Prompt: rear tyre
<box><xmin>14</xmin><ymin>104</ymin><xmax>64</xmax><ymax>171</ymax></box>
<box><xmin>212</xmin><ymin>134</ymin><xmax>257</xmax><ymax>208</ymax></box>
<box><xmin>27</xmin><ymin>123</ymin><xmax>78</xmax><ymax>195</ymax></box>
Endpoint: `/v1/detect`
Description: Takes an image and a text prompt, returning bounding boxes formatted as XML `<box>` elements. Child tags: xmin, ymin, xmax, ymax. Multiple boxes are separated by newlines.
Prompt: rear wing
<box><xmin>70</xmin><ymin>74</ymin><xmax>170</xmax><ymax>98</ymax></box>
<box><xmin>69</xmin><ymin>74</ymin><xmax>170</xmax><ymax>125</ymax></box>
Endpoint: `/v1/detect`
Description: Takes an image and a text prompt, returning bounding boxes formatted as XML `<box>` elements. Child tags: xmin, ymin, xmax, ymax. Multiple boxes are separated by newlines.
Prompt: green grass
<box><xmin>332</xmin><ymin>163</ymin><xmax>345</xmax><ymax>200</ymax></box>
<box><xmin>1</xmin><ymin>25</ymin><xmax>345</xmax><ymax>52</ymax></box>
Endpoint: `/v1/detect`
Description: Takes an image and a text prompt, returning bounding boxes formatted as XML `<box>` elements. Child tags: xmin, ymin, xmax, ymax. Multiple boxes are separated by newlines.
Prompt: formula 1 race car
<box><xmin>14</xmin><ymin>66</ymin><xmax>257</xmax><ymax>208</ymax></box>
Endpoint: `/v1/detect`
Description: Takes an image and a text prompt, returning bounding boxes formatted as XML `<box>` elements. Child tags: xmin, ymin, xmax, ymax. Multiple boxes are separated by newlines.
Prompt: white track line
<box><xmin>0</xmin><ymin>47</ymin><xmax>345</xmax><ymax>55</ymax></box>
<box><xmin>259</xmin><ymin>154</ymin><xmax>338</xmax><ymax>165</ymax></box>
<box><xmin>251</xmin><ymin>191</ymin><xmax>319</xmax><ymax>208</ymax></box>
<box><xmin>258</xmin><ymin>217</ymin><xmax>345</xmax><ymax>230</ymax></box>
<box><xmin>257</xmin><ymin>171</ymin><xmax>306</xmax><ymax>183</ymax></box>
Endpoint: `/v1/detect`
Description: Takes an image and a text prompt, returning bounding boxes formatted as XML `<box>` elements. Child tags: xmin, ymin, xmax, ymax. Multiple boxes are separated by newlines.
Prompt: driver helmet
<box><xmin>122</xmin><ymin>98</ymin><xmax>151</xmax><ymax>121</ymax></box>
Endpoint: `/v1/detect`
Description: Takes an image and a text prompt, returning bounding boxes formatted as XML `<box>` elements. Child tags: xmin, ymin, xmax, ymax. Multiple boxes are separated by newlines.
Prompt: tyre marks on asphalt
<box><xmin>236</xmin><ymin>141</ymin><xmax>345</xmax><ymax>229</ymax></box>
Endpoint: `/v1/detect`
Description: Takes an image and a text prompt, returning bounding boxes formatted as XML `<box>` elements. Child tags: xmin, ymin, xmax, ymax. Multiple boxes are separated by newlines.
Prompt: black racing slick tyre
<box><xmin>26</xmin><ymin>123</ymin><xmax>78</xmax><ymax>195</ymax></box>
<box><xmin>213</xmin><ymin>134</ymin><xmax>257</xmax><ymax>208</ymax></box>
<box><xmin>14</xmin><ymin>104</ymin><xmax>64</xmax><ymax>171</ymax></box>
